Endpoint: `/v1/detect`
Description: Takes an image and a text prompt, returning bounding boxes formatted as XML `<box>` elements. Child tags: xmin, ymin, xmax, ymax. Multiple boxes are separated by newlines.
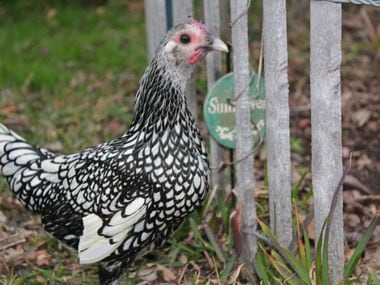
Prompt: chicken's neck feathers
<box><xmin>129</xmin><ymin>53</ymin><xmax>195</xmax><ymax>138</ymax></box>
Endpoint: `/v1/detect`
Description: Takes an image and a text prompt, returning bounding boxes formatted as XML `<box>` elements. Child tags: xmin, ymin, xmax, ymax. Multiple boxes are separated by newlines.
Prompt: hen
<box><xmin>0</xmin><ymin>19</ymin><xmax>228</xmax><ymax>284</ymax></box>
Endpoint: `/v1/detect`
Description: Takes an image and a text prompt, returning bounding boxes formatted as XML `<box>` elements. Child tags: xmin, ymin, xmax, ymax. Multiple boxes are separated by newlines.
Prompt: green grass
<box><xmin>0</xmin><ymin>0</ymin><xmax>146</xmax><ymax>151</ymax></box>
<box><xmin>0</xmin><ymin>1</ymin><xmax>146</xmax><ymax>89</ymax></box>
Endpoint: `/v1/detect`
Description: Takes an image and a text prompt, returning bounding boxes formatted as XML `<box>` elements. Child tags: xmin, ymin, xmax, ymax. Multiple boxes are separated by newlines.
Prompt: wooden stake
<box><xmin>263</xmin><ymin>0</ymin><xmax>293</xmax><ymax>247</ymax></box>
<box><xmin>230</xmin><ymin>0</ymin><xmax>257</xmax><ymax>272</ymax></box>
<box><xmin>311</xmin><ymin>1</ymin><xmax>343</xmax><ymax>283</ymax></box>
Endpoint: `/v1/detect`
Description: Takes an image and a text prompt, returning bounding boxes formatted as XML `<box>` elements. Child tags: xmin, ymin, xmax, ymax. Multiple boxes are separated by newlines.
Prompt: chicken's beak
<box><xmin>210</xmin><ymin>37</ymin><xmax>229</xmax><ymax>53</ymax></box>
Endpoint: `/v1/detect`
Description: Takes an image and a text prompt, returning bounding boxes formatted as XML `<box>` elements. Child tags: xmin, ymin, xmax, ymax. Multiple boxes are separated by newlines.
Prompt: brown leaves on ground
<box><xmin>0</xmin><ymin>103</ymin><xmax>18</xmax><ymax>117</ymax></box>
<box><xmin>0</xmin><ymin>194</ymin><xmax>42</xmax><ymax>275</ymax></box>
<box><xmin>344</xmin><ymin>189</ymin><xmax>380</xmax><ymax>279</ymax></box>
<box><xmin>156</xmin><ymin>264</ymin><xmax>177</xmax><ymax>282</ymax></box>
<box><xmin>0</xmin><ymin>195</ymin><xmax>92</xmax><ymax>282</ymax></box>
<box><xmin>27</xmin><ymin>250</ymin><xmax>52</xmax><ymax>267</ymax></box>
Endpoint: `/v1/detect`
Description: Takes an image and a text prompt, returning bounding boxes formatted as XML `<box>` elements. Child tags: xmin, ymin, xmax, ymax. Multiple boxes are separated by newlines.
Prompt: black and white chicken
<box><xmin>0</xmin><ymin>19</ymin><xmax>228</xmax><ymax>284</ymax></box>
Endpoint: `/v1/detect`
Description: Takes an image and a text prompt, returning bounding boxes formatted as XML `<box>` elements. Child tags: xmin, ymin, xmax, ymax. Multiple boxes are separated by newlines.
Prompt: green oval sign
<box><xmin>204</xmin><ymin>72</ymin><xmax>265</xmax><ymax>149</ymax></box>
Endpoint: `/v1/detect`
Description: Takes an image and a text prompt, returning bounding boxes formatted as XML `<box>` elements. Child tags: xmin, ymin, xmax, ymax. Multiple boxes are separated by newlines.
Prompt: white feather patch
<box><xmin>8</xmin><ymin>148</ymin><xmax>33</xmax><ymax>160</ymax></box>
<box><xmin>41</xmin><ymin>160</ymin><xmax>60</xmax><ymax>173</ymax></box>
<box><xmin>0</xmin><ymin>134</ymin><xmax>17</xmax><ymax>143</ymax></box>
<box><xmin>78</xmin><ymin>198</ymin><xmax>147</xmax><ymax>264</ymax></box>
<box><xmin>5</xmin><ymin>141</ymin><xmax>29</xmax><ymax>150</ymax></box>
<box><xmin>15</xmin><ymin>153</ymin><xmax>40</xmax><ymax>165</ymax></box>
<box><xmin>2</xmin><ymin>162</ymin><xmax>19</xmax><ymax>176</ymax></box>
<box><xmin>164</xmin><ymin>41</ymin><xmax>178</xmax><ymax>64</ymax></box>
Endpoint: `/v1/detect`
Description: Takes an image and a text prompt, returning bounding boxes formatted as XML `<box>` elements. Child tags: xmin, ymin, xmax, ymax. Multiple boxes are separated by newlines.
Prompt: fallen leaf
<box><xmin>27</xmin><ymin>250</ymin><xmax>52</xmax><ymax>267</ymax></box>
<box><xmin>179</xmin><ymin>254</ymin><xmax>188</xmax><ymax>265</ymax></box>
<box><xmin>46</xmin><ymin>9</ymin><xmax>56</xmax><ymax>22</ymax></box>
<box><xmin>352</xmin><ymin>109</ymin><xmax>371</xmax><ymax>127</ymax></box>
<box><xmin>4</xmin><ymin>115</ymin><xmax>29</xmax><ymax>130</ymax></box>
<box><xmin>357</xmin><ymin>155</ymin><xmax>372</xmax><ymax>171</ymax></box>
<box><xmin>344</xmin><ymin>213</ymin><xmax>361</xmax><ymax>228</ymax></box>
<box><xmin>89</xmin><ymin>80</ymin><xmax>105</xmax><ymax>91</ymax></box>
<box><xmin>0</xmin><ymin>103</ymin><xmax>18</xmax><ymax>117</ymax></box>
<box><xmin>231</xmin><ymin>202</ymin><xmax>242</xmax><ymax>255</ymax></box>
<box><xmin>363</xmin><ymin>241</ymin><xmax>380</xmax><ymax>272</ymax></box>
<box><xmin>44</xmin><ymin>141</ymin><xmax>63</xmax><ymax>152</ymax></box>
<box><xmin>106</xmin><ymin>119</ymin><xmax>124</xmax><ymax>136</ymax></box>
<box><xmin>299</xmin><ymin>118</ymin><xmax>310</xmax><ymax>128</ymax></box>
<box><xmin>342</xmin><ymin>146</ymin><xmax>351</xmax><ymax>158</ymax></box>
<box><xmin>138</xmin><ymin>267</ymin><xmax>157</xmax><ymax>282</ymax></box>
<box><xmin>190</xmin><ymin>261</ymin><xmax>201</xmax><ymax>273</ymax></box>
<box><xmin>344</xmin><ymin>247</ymin><xmax>355</xmax><ymax>261</ymax></box>
<box><xmin>35</xmin><ymin>275</ymin><xmax>46</xmax><ymax>283</ymax></box>
<box><xmin>156</xmin><ymin>264</ymin><xmax>176</xmax><ymax>282</ymax></box>
<box><xmin>3</xmin><ymin>247</ymin><xmax>24</xmax><ymax>267</ymax></box>
<box><xmin>96</xmin><ymin>6</ymin><xmax>106</xmax><ymax>15</ymax></box>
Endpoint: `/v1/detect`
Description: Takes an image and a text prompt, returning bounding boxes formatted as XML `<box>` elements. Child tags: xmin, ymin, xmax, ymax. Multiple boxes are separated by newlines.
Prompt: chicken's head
<box><xmin>162</xmin><ymin>18</ymin><xmax>228</xmax><ymax>66</ymax></box>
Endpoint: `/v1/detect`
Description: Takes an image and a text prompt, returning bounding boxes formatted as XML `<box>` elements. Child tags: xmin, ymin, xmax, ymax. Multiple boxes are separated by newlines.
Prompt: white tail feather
<box><xmin>78</xmin><ymin>199</ymin><xmax>147</xmax><ymax>264</ymax></box>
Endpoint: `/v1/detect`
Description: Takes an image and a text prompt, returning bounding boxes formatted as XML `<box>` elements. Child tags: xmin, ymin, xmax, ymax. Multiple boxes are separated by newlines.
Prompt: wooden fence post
<box><xmin>230</xmin><ymin>0</ymin><xmax>257</xmax><ymax>272</ymax></box>
<box><xmin>171</xmin><ymin>0</ymin><xmax>198</xmax><ymax>121</ymax></box>
<box><xmin>263</xmin><ymin>0</ymin><xmax>293</xmax><ymax>247</ymax></box>
<box><xmin>144</xmin><ymin>0</ymin><xmax>167</xmax><ymax>60</ymax></box>
<box><xmin>310</xmin><ymin>1</ymin><xmax>343</xmax><ymax>284</ymax></box>
<box><xmin>204</xmin><ymin>0</ymin><xmax>226</xmax><ymax>191</ymax></box>
<box><xmin>171</xmin><ymin>0</ymin><xmax>193</xmax><ymax>24</ymax></box>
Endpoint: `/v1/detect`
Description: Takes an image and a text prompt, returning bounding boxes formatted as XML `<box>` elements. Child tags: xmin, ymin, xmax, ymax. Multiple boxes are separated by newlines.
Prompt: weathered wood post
<box><xmin>171</xmin><ymin>0</ymin><xmax>193</xmax><ymax>24</ymax></box>
<box><xmin>144</xmin><ymin>0</ymin><xmax>167</xmax><ymax>60</ymax></box>
<box><xmin>230</xmin><ymin>0</ymin><xmax>257</xmax><ymax>272</ymax></box>
<box><xmin>204</xmin><ymin>0</ymin><xmax>226</xmax><ymax>191</ymax></box>
<box><xmin>310</xmin><ymin>1</ymin><xmax>343</xmax><ymax>284</ymax></box>
<box><xmin>263</xmin><ymin>0</ymin><xmax>293</xmax><ymax>247</ymax></box>
<box><xmin>171</xmin><ymin>0</ymin><xmax>198</xmax><ymax>121</ymax></box>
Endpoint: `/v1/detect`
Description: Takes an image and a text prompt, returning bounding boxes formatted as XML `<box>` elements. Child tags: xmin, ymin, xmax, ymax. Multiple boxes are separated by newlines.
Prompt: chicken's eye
<box><xmin>180</xmin><ymin>34</ymin><xmax>191</xmax><ymax>44</ymax></box>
